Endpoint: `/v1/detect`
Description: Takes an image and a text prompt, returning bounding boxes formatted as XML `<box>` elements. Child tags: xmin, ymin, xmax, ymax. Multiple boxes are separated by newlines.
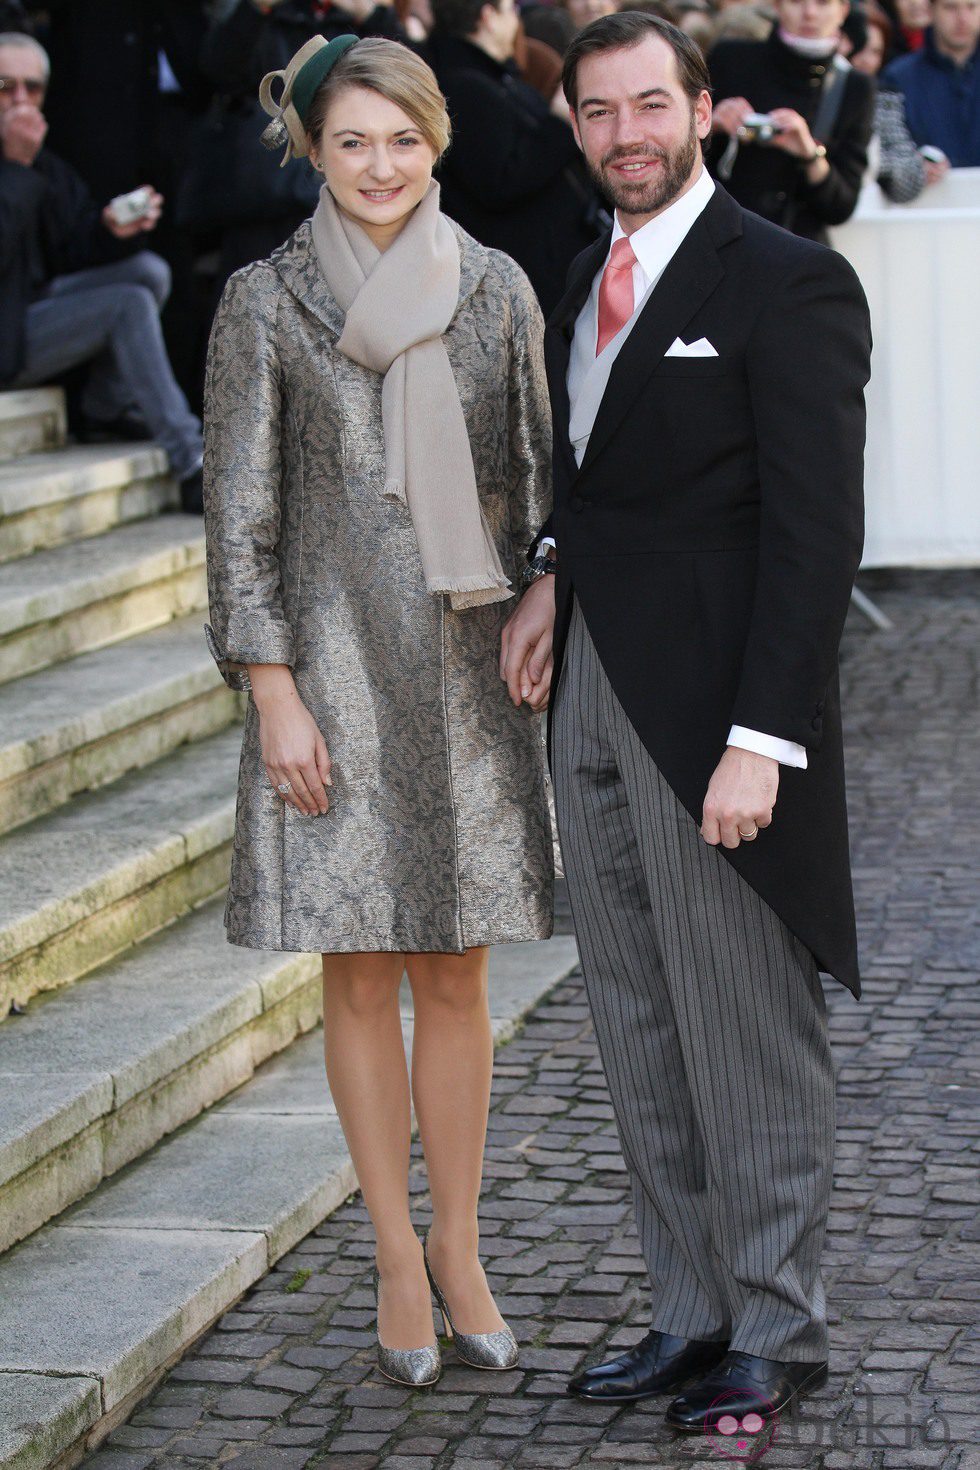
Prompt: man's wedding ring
<box><xmin>739</xmin><ymin>825</ymin><xmax>759</xmax><ymax>839</ymax></box>
<box><xmin>277</xmin><ymin>781</ymin><xmax>292</xmax><ymax>794</ymax></box>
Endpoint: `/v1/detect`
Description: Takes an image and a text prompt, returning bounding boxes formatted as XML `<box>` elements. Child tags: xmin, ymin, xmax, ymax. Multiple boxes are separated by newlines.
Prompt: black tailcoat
<box><xmin>540</xmin><ymin>184</ymin><xmax>871</xmax><ymax>997</ymax></box>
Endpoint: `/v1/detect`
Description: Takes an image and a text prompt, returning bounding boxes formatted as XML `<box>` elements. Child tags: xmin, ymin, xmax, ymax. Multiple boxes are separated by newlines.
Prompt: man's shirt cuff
<box><xmin>727</xmin><ymin>725</ymin><xmax>808</xmax><ymax>769</ymax></box>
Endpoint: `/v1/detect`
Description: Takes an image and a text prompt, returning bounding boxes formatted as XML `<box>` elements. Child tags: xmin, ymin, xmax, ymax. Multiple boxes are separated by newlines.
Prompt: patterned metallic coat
<box><xmin>203</xmin><ymin>218</ymin><xmax>555</xmax><ymax>953</ymax></box>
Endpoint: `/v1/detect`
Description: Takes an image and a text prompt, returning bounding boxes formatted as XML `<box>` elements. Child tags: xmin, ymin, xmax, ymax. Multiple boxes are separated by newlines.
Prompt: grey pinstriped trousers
<box><xmin>552</xmin><ymin>599</ymin><xmax>836</xmax><ymax>1363</ymax></box>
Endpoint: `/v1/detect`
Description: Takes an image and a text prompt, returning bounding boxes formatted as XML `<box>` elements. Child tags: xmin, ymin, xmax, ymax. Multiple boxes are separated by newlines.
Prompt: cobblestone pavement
<box><xmin>86</xmin><ymin>572</ymin><xmax>979</xmax><ymax>1470</ymax></box>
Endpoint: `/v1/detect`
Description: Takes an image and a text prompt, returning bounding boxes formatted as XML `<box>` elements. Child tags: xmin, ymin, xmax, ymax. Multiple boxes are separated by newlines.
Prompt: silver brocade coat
<box><xmin>202</xmin><ymin>219</ymin><xmax>555</xmax><ymax>953</ymax></box>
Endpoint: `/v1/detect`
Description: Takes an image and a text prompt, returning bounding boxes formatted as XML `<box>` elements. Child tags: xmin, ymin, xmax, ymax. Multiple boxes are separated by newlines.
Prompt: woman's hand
<box><xmin>711</xmin><ymin>96</ymin><xmax>755</xmax><ymax>137</ymax></box>
<box><xmin>247</xmin><ymin>665</ymin><xmax>332</xmax><ymax>816</ymax></box>
<box><xmin>500</xmin><ymin>576</ymin><xmax>555</xmax><ymax>712</ymax></box>
<box><xmin>767</xmin><ymin>108</ymin><xmax>818</xmax><ymax>160</ymax></box>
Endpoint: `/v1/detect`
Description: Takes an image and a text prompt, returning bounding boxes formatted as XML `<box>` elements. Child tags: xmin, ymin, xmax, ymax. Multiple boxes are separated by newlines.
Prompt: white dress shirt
<box><xmin>545</xmin><ymin>165</ymin><xmax>807</xmax><ymax>770</ymax></box>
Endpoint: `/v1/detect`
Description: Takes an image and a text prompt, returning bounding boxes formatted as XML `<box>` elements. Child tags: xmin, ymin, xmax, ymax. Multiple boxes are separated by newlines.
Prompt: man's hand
<box><xmin>500</xmin><ymin>575</ymin><xmax>555</xmax><ymax>712</ymax></box>
<box><xmin>0</xmin><ymin>101</ymin><xmax>46</xmax><ymax>166</ymax></box>
<box><xmin>711</xmin><ymin>96</ymin><xmax>754</xmax><ymax>137</ymax></box>
<box><xmin>700</xmin><ymin>746</ymin><xmax>778</xmax><ymax>849</ymax></box>
<box><xmin>102</xmin><ymin>185</ymin><xmax>163</xmax><ymax>239</ymax></box>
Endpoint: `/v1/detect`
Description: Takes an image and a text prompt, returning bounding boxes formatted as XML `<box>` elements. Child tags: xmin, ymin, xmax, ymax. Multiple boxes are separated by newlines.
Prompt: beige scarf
<box><xmin>311</xmin><ymin>180</ymin><xmax>512</xmax><ymax>610</ymax></box>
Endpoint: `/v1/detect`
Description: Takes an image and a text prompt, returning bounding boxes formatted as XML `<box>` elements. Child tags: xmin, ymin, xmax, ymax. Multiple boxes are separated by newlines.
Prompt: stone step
<box><xmin>0</xmin><ymin>388</ymin><xmax>67</xmax><ymax>463</ymax></box>
<box><xmin>0</xmin><ymin>723</ymin><xmax>241</xmax><ymax>1019</ymax></box>
<box><xmin>0</xmin><ymin>443</ymin><xmax>177</xmax><ymax>562</ymax></box>
<box><xmin>0</xmin><ymin>513</ymin><xmax>206</xmax><ymax>685</ymax></box>
<box><xmin>0</xmin><ymin>897</ymin><xmax>322</xmax><ymax>1258</ymax></box>
<box><xmin>0</xmin><ymin>615</ymin><xmax>241</xmax><ymax>835</ymax></box>
<box><xmin>0</xmin><ymin>933</ymin><xmax>579</xmax><ymax>1470</ymax></box>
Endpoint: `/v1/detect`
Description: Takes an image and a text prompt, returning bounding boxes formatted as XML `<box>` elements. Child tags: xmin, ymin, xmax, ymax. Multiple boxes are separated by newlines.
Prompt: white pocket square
<box><xmin>665</xmin><ymin>336</ymin><xmax>719</xmax><ymax>358</ymax></box>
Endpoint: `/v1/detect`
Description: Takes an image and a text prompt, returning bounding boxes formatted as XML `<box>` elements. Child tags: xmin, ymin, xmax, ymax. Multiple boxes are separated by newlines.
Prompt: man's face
<box><xmin>775</xmin><ymin>0</ymin><xmax>849</xmax><ymax>41</ymax></box>
<box><xmin>571</xmin><ymin>36</ymin><xmax>710</xmax><ymax>226</ymax></box>
<box><xmin>932</xmin><ymin>0</ymin><xmax>980</xmax><ymax>54</ymax></box>
<box><xmin>483</xmin><ymin>0</ymin><xmax>521</xmax><ymax>57</ymax></box>
<box><xmin>0</xmin><ymin>45</ymin><xmax>46</xmax><ymax>116</ymax></box>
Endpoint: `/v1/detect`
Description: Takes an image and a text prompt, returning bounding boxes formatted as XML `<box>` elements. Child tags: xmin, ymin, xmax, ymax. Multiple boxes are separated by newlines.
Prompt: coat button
<box><xmin>811</xmin><ymin>716</ymin><xmax>821</xmax><ymax>730</ymax></box>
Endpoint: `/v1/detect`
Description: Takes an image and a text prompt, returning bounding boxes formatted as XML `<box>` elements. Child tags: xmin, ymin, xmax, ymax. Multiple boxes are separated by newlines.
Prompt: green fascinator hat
<box><xmin>259</xmin><ymin>33</ymin><xmax>359</xmax><ymax>166</ymax></box>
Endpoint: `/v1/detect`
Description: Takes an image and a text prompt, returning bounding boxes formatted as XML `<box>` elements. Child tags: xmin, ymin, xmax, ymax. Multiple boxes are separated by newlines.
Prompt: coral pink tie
<box><xmin>596</xmin><ymin>236</ymin><xmax>637</xmax><ymax>356</ymax></box>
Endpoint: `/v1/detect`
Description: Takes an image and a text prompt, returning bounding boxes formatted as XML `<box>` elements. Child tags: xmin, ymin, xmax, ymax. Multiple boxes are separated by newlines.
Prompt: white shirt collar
<box><xmin>608</xmin><ymin>165</ymin><xmax>715</xmax><ymax>291</ymax></box>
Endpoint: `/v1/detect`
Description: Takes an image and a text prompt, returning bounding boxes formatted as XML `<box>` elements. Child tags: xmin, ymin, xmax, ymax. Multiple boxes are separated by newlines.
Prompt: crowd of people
<box><xmin>0</xmin><ymin>0</ymin><xmax>976</xmax><ymax>510</ymax></box>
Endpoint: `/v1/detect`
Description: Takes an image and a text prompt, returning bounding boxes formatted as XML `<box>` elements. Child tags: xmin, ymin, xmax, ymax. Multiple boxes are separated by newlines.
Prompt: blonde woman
<box><xmin>202</xmin><ymin>35</ymin><xmax>555</xmax><ymax>1387</ymax></box>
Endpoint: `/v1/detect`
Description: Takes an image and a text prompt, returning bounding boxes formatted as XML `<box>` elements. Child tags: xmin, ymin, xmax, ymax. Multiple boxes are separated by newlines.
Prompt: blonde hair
<box><xmin>305</xmin><ymin>39</ymin><xmax>451</xmax><ymax>161</ymax></box>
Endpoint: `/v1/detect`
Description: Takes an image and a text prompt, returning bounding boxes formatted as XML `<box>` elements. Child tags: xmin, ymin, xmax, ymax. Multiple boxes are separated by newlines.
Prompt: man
<box><xmin>0</xmin><ymin>31</ymin><xmax>204</xmax><ymax>509</ymax></box>
<box><xmin>501</xmin><ymin>12</ymin><xmax>870</xmax><ymax>1434</ymax></box>
<box><xmin>426</xmin><ymin>0</ymin><xmax>603</xmax><ymax>314</ymax></box>
<box><xmin>882</xmin><ymin>0</ymin><xmax>980</xmax><ymax>166</ymax></box>
<box><xmin>707</xmin><ymin>0</ymin><xmax>875</xmax><ymax>242</ymax></box>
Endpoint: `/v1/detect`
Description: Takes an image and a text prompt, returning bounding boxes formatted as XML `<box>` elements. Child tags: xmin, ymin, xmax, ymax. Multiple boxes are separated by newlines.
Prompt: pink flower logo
<box><xmin>705</xmin><ymin>1388</ymin><xmax>780</xmax><ymax>1462</ymax></box>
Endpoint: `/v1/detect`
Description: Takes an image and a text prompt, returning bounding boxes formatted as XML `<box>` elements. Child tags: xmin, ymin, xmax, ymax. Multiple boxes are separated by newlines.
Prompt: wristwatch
<box><xmin>522</xmin><ymin>552</ymin><xmax>557</xmax><ymax>587</ymax></box>
<box><xmin>806</xmin><ymin>143</ymin><xmax>828</xmax><ymax>163</ymax></box>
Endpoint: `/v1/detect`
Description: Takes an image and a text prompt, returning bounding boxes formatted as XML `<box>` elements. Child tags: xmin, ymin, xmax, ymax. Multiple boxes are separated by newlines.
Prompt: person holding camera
<box><xmin>706</xmin><ymin>0</ymin><xmax>874</xmax><ymax>242</ymax></box>
<box><xmin>0</xmin><ymin>31</ymin><xmax>205</xmax><ymax>508</ymax></box>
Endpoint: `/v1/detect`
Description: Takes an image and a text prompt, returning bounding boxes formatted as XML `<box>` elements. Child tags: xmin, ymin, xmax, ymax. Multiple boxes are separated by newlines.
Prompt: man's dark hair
<box><xmin>430</xmin><ymin>0</ymin><xmax>494</xmax><ymax>39</ymax></box>
<box><xmin>562</xmin><ymin>11</ymin><xmax>712</xmax><ymax>110</ymax></box>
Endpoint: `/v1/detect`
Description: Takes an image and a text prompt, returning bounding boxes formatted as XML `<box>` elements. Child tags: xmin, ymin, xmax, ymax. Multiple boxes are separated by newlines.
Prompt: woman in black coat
<box><xmin>706</xmin><ymin>0</ymin><xmax>874</xmax><ymax>243</ymax></box>
<box><xmin>192</xmin><ymin>0</ymin><xmax>410</xmax><ymax>290</ymax></box>
<box><xmin>425</xmin><ymin>0</ymin><xmax>604</xmax><ymax>316</ymax></box>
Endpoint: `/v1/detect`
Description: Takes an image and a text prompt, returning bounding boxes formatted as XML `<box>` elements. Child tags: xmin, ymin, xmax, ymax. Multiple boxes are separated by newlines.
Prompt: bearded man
<box><xmin>500</xmin><ymin>11</ymin><xmax>871</xmax><ymax>1435</ymax></box>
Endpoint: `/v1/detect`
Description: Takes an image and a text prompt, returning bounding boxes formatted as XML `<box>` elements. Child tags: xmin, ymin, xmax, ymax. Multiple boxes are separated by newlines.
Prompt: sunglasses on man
<box><xmin>0</xmin><ymin>77</ymin><xmax>46</xmax><ymax>99</ymax></box>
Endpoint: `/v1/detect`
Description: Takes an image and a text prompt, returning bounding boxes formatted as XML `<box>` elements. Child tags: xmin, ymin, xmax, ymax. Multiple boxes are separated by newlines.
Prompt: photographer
<box><xmin>707</xmin><ymin>0</ymin><xmax>874</xmax><ymax>242</ymax></box>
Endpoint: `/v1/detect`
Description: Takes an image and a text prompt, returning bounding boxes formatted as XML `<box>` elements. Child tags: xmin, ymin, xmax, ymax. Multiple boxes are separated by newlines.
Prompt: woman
<box><xmin>202</xmin><ymin>33</ymin><xmax>554</xmax><ymax>1387</ymax></box>
<box><xmin>707</xmin><ymin>0</ymin><xmax>875</xmax><ymax>243</ymax></box>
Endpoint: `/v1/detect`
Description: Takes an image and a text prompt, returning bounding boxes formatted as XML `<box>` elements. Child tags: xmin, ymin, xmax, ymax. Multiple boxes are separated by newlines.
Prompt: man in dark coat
<box><xmin>0</xmin><ymin>32</ymin><xmax>204</xmax><ymax>505</ymax></box>
<box><xmin>707</xmin><ymin>0</ymin><xmax>874</xmax><ymax>243</ymax></box>
<box><xmin>501</xmin><ymin>13</ymin><xmax>870</xmax><ymax>1435</ymax></box>
<box><xmin>881</xmin><ymin>0</ymin><xmax>980</xmax><ymax>166</ymax></box>
<box><xmin>426</xmin><ymin>0</ymin><xmax>603</xmax><ymax>315</ymax></box>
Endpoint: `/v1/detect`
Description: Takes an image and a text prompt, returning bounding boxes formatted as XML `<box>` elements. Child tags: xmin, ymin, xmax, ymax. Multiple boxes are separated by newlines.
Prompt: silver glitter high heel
<box><xmin>373</xmin><ymin>1268</ymin><xmax>441</xmax><ymax>1388</ymax></box>
<box><xmin>423</xmin><ymin>1236</ymin><xmax>520</xmax><ymax>1370</ymax></box>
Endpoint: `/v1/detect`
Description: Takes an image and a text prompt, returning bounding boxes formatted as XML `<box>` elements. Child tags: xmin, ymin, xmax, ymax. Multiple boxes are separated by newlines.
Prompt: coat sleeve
<box><xmin>503</xmin><ymin>261</ymin><xmax>554</xmax><ymax>576</ymax></box>
<box><xmin>0</xmin><ymin>159</ymin><xmax>47</xmax><ymax>275</ymax></box>
<box><xmin>798</xmin><ymin>71</ymin><xmax>874</xmax><ymax>226</ymax></box>
<box><xmin>876</xmin><ymin>88</ymin><xmax>927</xmax><ymax>204</ymax></box>
<box><xmin>730</xmin><ymin>247</ymin><xmax>871</xmax><ymax>749</ymax></box>
<box><xmin>202</xmin><ymin>263</ymin><xmax>294</xmax><ymax>691</ymax></box>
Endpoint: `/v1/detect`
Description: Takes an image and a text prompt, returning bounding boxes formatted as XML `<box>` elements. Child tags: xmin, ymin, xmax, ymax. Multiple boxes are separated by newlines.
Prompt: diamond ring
<box><xmin>277</xmin><ymin>781</ymin><xmax>292</xmax><ymax>795</ymax></box>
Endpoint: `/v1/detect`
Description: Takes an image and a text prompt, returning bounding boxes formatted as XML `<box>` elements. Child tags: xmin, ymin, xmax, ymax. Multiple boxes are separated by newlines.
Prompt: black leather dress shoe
<box><xmin>664</xmin><ymin>1350</ymin><xmax>829</xmax><ymax>1432</ymax></box>
<box><xmin>567</xmin><ymin>1330</ymin><xmax>730</xmax><ymax>1403</ymax></box>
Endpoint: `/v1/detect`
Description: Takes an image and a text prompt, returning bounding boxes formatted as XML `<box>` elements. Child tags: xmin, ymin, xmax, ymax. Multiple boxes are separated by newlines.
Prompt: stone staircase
<box><xmin>0</xmin><ymin>389</ymin><xmax>579</xmax><ymax>1470</ymax></box>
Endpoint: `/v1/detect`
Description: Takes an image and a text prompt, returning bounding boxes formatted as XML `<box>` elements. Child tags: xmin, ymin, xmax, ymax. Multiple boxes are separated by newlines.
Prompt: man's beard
<box><xmin>587</xmin><ymin>111</ymin><xmax>700</xmax><ymax>218</ymax></box>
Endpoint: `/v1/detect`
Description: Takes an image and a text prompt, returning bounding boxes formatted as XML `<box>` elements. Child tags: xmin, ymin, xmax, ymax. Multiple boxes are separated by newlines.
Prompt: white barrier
<box><xmin>831</xmin><ymin>168</ymin><xmax>980</xmax><ymax>567</ymax></box>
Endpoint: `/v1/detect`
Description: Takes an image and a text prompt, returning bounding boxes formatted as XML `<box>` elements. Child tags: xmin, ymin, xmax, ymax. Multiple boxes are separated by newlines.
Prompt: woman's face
<box><xmin>895</xmin><ymin>0</ymin><xmax>931</xmax><ymax>25</ymax></box>
<box><xmin>312</xmin><ymin>84</ymin><xmax>437</xmax><ymax>249</ymax></box>
<box><xmin>850</xmin><ymin>25</ymin><xmax>887</xmax><ymax>69</ymax></box>
<box><xmin>776</xmin><ymin>0</ymin><xmax>849</xmax><ymax>38</ymax></box>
